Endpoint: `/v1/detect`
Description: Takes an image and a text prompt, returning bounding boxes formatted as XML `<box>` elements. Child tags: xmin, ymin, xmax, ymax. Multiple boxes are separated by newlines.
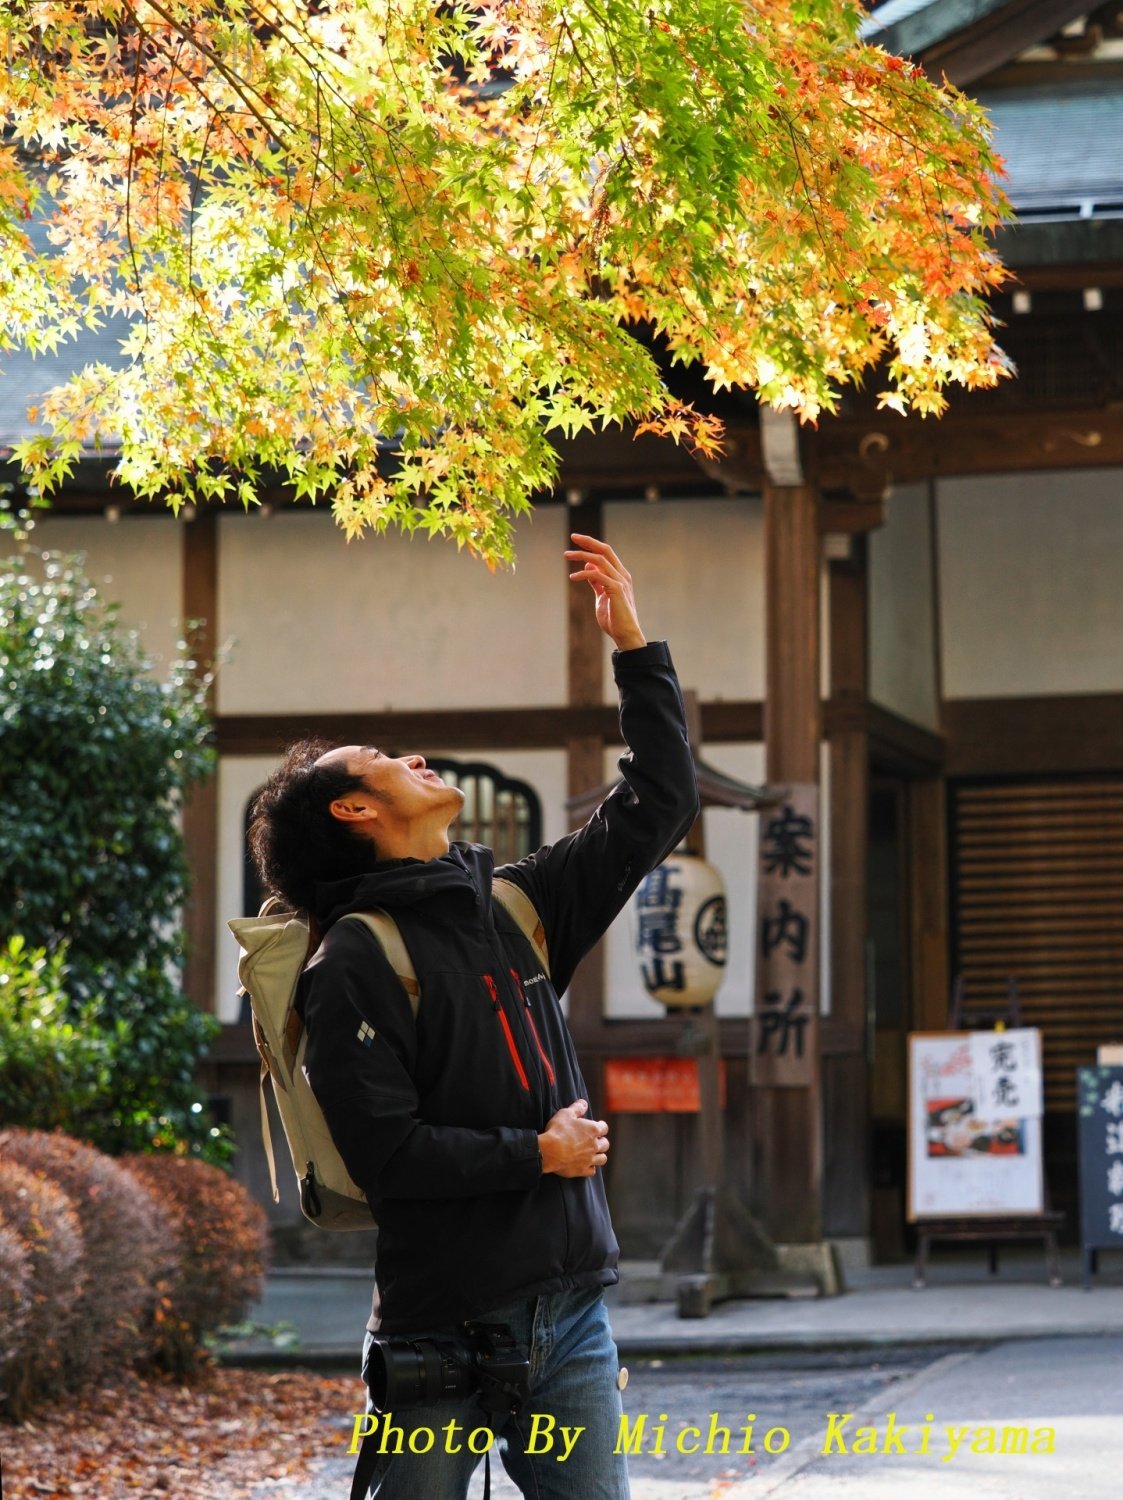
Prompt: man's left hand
<box><xmin>565</xmin><ymin>534</ymin><xmax>647</xmax><ymax>653</ymax></box>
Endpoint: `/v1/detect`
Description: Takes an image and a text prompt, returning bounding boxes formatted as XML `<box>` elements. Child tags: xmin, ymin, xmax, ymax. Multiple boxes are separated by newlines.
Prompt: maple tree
<box><xmin>0</xmin><ymin>1</ymin><xmax>1011</xmax><ymax>564</ymax></box>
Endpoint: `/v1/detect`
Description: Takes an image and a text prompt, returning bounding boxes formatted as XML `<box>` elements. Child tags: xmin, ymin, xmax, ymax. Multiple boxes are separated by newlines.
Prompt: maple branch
<box><xmin>124</xmin><ymin>21</ymin><xmax>151</xmax><ymax>331</ymax></box>
<box><xmin>521</xmin><ymin>16</ymin><xmax>566</xmax><ymax>192</ymax></box>
<box><xmin>119</xmin><ymin>0</ymin><xmax>287</xmax><ymax>148</ymax></box>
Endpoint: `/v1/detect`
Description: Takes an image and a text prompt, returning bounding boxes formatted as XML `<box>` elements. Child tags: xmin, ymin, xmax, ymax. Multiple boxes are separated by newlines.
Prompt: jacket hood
<box><xmin>315</xmin><ymin>841</ymin><xmax>495</xmax><ymax>929</ymax></box>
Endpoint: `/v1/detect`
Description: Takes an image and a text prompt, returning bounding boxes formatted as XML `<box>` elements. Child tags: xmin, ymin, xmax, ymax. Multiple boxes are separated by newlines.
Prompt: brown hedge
<box><xmin>0</xmin><ymin>1221</ymin><xmax>31</xmax><ymax>1373</ymax></box>
<box><xmin>0</xmin><ymin>1160</ymin><xmax>85</xmax><ymax>1421</ymax></box>
<box><xmin>0</xmin><ymin>1128</ymin><xmax>179</xmax><ymax>1384</ymax></box>
<box><xmin>121</xmin><ymin>1154</ymin><xmax>270</xmax><ymax>1378</ymax></box>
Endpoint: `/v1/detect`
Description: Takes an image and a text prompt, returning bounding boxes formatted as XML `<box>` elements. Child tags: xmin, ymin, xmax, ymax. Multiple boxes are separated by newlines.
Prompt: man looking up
<box><xmin>248</xmin><ymin>534</ymin><xmax>699</xmax><ymax>1499</ymax></box>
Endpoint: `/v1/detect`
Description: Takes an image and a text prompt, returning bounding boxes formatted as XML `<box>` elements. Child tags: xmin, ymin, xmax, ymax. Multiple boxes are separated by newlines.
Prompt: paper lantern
<box><xmin>632</xmin><ymin>854</ymin><xmax>728</xmax><ymax>1009</ymax></box>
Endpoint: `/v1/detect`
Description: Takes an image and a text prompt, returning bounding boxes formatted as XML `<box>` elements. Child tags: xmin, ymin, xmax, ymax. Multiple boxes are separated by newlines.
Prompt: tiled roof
<box><xmin>983</xmin><ymin>79</ymin><xmax>1123</xmax><ymax>218</ymax></box>
<box><xmin>860</xmin><ymin>0</ymin><xmax>1011</xmax><ymax>53</ymax></box>
<box><xmin>0</xmin><ymin>317</ymin><xmax>133</xmax><ymax>453</ymax></box>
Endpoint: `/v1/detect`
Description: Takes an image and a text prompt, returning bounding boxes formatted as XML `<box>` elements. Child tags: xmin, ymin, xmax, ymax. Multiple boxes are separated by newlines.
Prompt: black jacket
<box><xmin>298</xmin><ymin>641</ymin><xmax>698</xmax><ymax>1335</ymax></box>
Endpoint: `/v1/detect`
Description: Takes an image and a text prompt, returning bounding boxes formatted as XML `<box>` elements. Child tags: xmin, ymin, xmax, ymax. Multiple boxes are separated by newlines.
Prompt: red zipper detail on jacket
<box><xmin>483</xmin><ymin>973</ymin><xmax>530</xmax><ymax>1091</ymax></box>
<box><xmin>510</xmin><ymin>968</ymin><xmax>556</xmax><ymax>1086</ymax></box>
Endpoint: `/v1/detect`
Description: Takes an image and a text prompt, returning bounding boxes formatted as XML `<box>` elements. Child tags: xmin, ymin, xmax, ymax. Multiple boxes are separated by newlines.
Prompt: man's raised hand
<box><xmin>565</xmin><ymin>534</ymin><xmax>647</xmax><ymax>653</ymax></box>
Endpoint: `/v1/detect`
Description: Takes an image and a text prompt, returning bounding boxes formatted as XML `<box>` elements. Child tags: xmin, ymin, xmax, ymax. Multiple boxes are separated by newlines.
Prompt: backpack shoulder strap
<box><xmin>492</xmin><ymin>877</ymin><xmax>550</xmax><ymax>977</ymax></box>
<box><xmin>338</xmin><ymin>910</ymin><xmax>421</xmax><ymax>1019</ymax></box>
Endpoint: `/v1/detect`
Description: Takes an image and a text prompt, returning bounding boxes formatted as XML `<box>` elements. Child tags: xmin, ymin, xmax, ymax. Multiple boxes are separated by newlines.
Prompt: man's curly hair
<box><xmin>247</xmin><ymin>739</ymin><xmax>383</xmax><ymax>913</ymax></box>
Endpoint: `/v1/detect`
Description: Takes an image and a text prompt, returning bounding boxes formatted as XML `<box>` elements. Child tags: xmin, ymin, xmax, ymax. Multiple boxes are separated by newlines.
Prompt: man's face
<box><xmin>342</xmin><ymin>745</ymin><xmax>460</xmax><ymax>808</ymax></box>
<box><xmin>316</xmin><ymin>744</ymin><xmax>464</xmax><ymax>859</ymax></box>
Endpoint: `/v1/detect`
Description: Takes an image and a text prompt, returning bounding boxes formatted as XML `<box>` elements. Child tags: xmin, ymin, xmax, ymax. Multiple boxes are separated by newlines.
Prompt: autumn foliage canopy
<box><xmin>0</xmin><ymin>0</ymin><xmax>1010</xmax><ymax>562</ymax></box>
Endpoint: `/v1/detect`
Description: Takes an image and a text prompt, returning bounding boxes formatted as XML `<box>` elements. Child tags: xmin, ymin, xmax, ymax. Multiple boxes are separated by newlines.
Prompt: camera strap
<box><xmin>348</xmin><ymin>1430</ymin><xmax>499</xmax><ymax>1500</ymax></box>
<box><xmin>349</xmin><ymin>1433</ymin><xmax>387</xmax><ymax>1500</ymax></box>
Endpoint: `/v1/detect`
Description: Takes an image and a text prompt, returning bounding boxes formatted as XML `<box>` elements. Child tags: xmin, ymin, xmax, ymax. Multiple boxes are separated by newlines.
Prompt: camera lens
<box><xmin>365</xmin><ymin>1338</ymin><xmax>476</xmax><ymax>1411</ymax></box>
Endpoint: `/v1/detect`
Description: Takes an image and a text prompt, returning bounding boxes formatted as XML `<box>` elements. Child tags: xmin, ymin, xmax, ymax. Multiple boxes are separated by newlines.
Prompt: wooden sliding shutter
<box><xmin>950</xmin><ymin>777</ymin><xmax>1123</xmax><ymax>1111</ymax></box>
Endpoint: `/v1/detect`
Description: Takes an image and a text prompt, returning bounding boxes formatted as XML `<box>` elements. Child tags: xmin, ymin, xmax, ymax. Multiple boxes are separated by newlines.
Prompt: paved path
<box><xmin>251</xmin><ymin>1336</ymin><xmax>1123</xmax><ymax>1500</ymax></box>
<box><xmin>755</xmin><ymin>1335</ymin><xmax>1123</xmax><ymax>1500</ymax></box>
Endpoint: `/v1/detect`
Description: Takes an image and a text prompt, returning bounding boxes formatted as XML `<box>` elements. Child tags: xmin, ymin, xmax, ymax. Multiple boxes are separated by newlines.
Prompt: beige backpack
<box><xmin>228</xmin><ymin>878</ymin><xmax>548</xmax><ymax>1230</ymax></box>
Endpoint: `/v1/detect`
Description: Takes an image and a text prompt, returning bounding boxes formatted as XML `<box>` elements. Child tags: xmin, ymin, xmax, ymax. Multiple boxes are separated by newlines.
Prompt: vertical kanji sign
<box><xmin>1077</xmin><ymin>1065</ymin><xmax>1123</xmax><ymax>1279</ymax></box>
<box><xmin>752</xmin><ymin>784</ymin><xmax>819</xmax><ymax>1087</ymax></box>
<box><xmin>968</xmin><ymin>1029</ymin><xmax>1043</xmax><ymax>1119</ymax></box>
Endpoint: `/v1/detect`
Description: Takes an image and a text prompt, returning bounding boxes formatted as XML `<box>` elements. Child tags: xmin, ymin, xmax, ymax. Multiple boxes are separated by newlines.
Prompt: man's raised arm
<box><xmin>501</xmin><ymin>535</ymin><xmax>700</xmax><ymax>996</ymax></box>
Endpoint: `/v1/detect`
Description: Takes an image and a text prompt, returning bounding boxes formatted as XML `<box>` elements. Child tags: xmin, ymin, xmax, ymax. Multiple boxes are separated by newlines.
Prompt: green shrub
<box><xmin>122</xmin><ymin>1154</ymin><xmax>270</xmax><ymax>1379</ymax></box>
<box><xmin>0</xmin><ymin>937</ymin><xmax>112</xmax><ymax>1135</ymax></box>
<box><xmin>0</xmin><ymin>546</ymin><xmax>225</xmax><ymax>1161</ymax></box>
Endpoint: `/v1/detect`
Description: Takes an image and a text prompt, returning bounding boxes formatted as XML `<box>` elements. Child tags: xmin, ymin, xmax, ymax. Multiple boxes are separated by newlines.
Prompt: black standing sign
<box><xmin>1077</xmin><ymin>1065</ymin><xmax>1123</xmax><ymax>1288</ymax></box>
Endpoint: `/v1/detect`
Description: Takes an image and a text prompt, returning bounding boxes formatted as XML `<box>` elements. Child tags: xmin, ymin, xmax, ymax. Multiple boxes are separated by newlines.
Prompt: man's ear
<box><xmin>328</xmin><ymin>795</ymin><xmax>380</xmax><ymax>827</ymax></box>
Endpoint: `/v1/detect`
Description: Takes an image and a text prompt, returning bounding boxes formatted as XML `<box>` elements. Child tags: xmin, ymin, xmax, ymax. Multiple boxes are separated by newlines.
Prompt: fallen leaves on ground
<box><xmin>0</xmin><ymin>1365</ymin><xmax>363</xmax><ymax>1499</ymax></box>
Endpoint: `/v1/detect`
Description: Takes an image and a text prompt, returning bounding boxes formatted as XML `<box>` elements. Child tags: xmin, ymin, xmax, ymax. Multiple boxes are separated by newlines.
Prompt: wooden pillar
<box><xmin>911</xmin><ymin>481</ymin><xmax>950</xmax><ymax>1033</ymax></box>
<box><xmin>566</xmin><ymin>498</ymin><xmax>606</xmax><ymax>1059</ymax></box>
<box><xmin>909</xmin><ymin>773</ymin><xmax>950</xmax><ymax>1032</ymax></box>
<box><xmin>181</xmin><ymin>507</ymin><xmax>219</xmax><ymax>1014</ymax></box>
<box><xmin>824</xmin><ymin>536</ymin><xmax>871</xmax><ymax>1239</ymax></box>
<box><xmin>759</xmin><ymin>476</ymin><xmax>823</xmax><ymax>1243</ymax></box>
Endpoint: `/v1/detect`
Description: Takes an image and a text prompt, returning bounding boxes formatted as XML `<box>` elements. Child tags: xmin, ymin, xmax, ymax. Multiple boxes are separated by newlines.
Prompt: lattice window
<box><xmin>949</xmin><ymin>776</ymin><xmax>1123</xmax><ymax>1111</ymax></box>
<box><xmin>426</xmin><ymin>759</ymin><xmax>541</xmax><ymax>864</ymax></box>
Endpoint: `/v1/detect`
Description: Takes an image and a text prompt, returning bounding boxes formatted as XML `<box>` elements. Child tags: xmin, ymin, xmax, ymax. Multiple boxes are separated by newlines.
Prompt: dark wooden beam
<box><xmin>764</xmin><ymin>484</ymin><xmax>822</xmax><ymax>784</ymax></box>
<box><xmin>817</xmin><ymin>406</ymin><xmax>1123</xmax><ymax>496</ymax></box>
<box><xmin>1012</xmin><ymin>261</ymin><xmax>1123</xmax><ymax>292</ymax></box>
<box><xmin>908</xmin><ymin>777</ymin><xmax>952</xmax><ymax>1033</ymax></box>
<box><xmin>688</xmin><ymin>423</ymin><xmax>765</xmax><ymax>494</ymax></box>
<box><xmin>214</xmin><ymin>696</ymin><xmax>945</xmax><ymax>761</ymax></box>
<box><xmin>943</xmin><ymin>693</ymin><xmax>1123</xmax><ymax>776</ymax></box>
<box><xmin>866</xmin><ymin>703</ymin><xmax>946</xmax><ymax>776</ymax></box>
<box><xmin>918</xmin><ymin>0</ymin><xmax>1093</xmax><ymax>86</ymax></box>
<box><xmin>822</xmin><ymin>494</ymin><xmax>887</xmax><ymax>533</ymax></box>
<box><xmin>30</xmin><ymin>398</ymin><xmax>1123</xmax><ymax>523</ymax></box>
<box><xmin>825</xmin><ymin>540</ymin><xmax>871</xmax><ymax>1240</ymax></box>
<box><xmin>815</xmin><ymin>402</ymin><xmax>1121</xmax><ymax>495</ymax></box>
<box><xmin>829</xmin><ymin>542</ymin><xmax>869</xmax><ymax>706</ymax></box>
<box><xmin>981</xmin><ymin>57</ymin><xmax>1123</xmax><ymax>89</ymax></box>
<box><xmin>181</xmin><ymin>510</ymin><xmax>219</xmax><ymax>1014</ymax></box>
<box><xmin>215</xmin><ymin>700</ymin><xmax>765</xmax><ymax>755</ymax></box>
<box><xmin>218</xmin><ymin>705</ymin><xmax>624</xmax><ymax>754</ymax></box>
<box><xmin>759</xmin><ymin>480</ymin><xmax>823</xmax><ymax>1242</ymax></box>
<box><xmin>553</xmin><ymin>427</ymin><xmax>720</xmax><ymax>496</ymax></box>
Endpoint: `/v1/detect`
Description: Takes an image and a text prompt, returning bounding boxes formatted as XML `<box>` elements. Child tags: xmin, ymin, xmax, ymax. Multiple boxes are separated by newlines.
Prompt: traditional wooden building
<box><xmin>3</xmin><ymin>0</ymin><xmax>1121</xmax><ymax>1268</ymax></box>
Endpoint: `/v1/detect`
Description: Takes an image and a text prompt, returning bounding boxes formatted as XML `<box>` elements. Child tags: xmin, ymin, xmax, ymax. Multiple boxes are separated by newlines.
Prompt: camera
<box><xmin>365</xmin><ymin>1322</ymin><xmax>531</xmax><ymax>1419</ymax></box>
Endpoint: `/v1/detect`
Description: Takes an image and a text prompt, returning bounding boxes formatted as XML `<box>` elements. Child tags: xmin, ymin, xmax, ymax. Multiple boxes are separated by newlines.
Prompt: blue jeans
<box><xmin>358</xmin><ymin>1286</ymin><xmax>630</xmax><ymax>1500</ymax></box>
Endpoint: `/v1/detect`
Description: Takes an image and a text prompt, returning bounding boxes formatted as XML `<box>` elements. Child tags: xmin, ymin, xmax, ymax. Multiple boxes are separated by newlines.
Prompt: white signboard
<box><xmin>968</xmin><ymin>1028</ymin><xmax>1043</xmax><ymax>1120</ymax></box>
<box><xmin>908</xmin><ymin>1031</ymin><xmax>1044</xmax><ymax>1220</ymax></box>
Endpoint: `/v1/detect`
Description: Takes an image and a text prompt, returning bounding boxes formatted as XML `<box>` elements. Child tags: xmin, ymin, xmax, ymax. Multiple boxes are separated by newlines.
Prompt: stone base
<box><xmin>776</xmin><ymin>1240</ymin><xmax>845</xmax><ymax>1296</ymax></box>
<box><xmin>827</xmin><ymin>1235</ymin><xmax>872</xmax><ymax>1274</ymax></box>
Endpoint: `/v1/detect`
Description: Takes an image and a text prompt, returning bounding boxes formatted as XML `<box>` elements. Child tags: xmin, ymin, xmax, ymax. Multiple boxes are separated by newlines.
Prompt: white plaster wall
<box><xmin>603</xmin><ymin>744</ymin><xmax>833</xmax><ymax>1020</ymax></box>
<box><xmin>215</xmin><ymin>747</ymin><xmax>568</xmax><ymax>1021</ymax></box>
<box><xmin>599</xmin><ymin>498</ymin><xmax>765</xmax><ymax>703</ymax></box>
<box><xmin>216</xmin><ymin>508</ymin><xmax>568</xmax><ymax>714</ymax></box>
<box><xmin>938</xmin><ymin>469</ymin><xmax>1123</xmax><ymax>698</ymax></box>
<box><xmin>868</xmin><ymin>482</ymin><xmax>939</xmax><ymax>730</ymax></box>
<box><xmin>7</xmin><ymin>514</ymin><xmax>184</xmax><ymax>672</ymax></box>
